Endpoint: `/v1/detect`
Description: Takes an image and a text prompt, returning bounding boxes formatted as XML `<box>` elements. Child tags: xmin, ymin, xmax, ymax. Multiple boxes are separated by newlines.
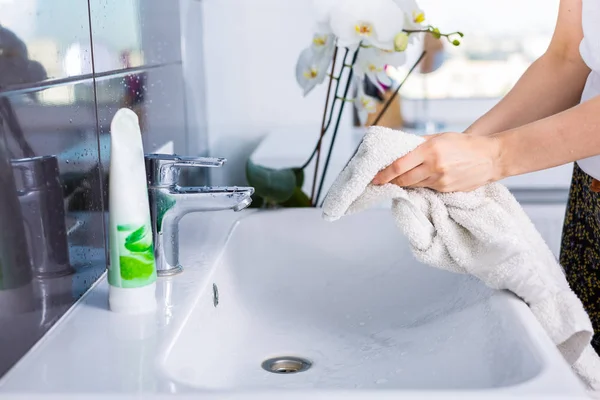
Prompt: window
<box><xmin>394</xmin><ymin>0</ymin><xmax>560</xmax><ymax>99</ymax></box>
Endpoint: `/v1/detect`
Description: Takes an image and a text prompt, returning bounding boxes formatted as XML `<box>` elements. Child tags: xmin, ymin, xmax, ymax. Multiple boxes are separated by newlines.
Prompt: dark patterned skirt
<box><xmin>560</xmin><ymin>163</ymin><xmax>600</xmax><ymax>354</ymax></box>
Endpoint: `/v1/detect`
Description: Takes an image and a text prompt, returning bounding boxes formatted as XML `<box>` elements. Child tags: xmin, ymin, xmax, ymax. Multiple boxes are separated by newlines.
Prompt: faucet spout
<box><xmin>170</xmin><ymin>186</ymin><xmax>254</xmax><ymax>212</ymax></box>
<box><xmin>149</xmin><ymin>186</ymin><xmax>254</xmax><ymax>276</ymax></box>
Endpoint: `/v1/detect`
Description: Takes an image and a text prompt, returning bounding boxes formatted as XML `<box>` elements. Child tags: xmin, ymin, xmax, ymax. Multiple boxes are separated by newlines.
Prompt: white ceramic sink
<box><xmin>159</xmin><ymin>209</ymin><xmax>585</xmax><ymax>396</ymax></box>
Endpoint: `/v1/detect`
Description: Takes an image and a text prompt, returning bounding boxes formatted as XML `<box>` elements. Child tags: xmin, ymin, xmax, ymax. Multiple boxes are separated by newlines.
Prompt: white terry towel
<box><xmin>322</xmin><ymin>126</ymin><xmax>600</xmax><ymax>389</ymax></box>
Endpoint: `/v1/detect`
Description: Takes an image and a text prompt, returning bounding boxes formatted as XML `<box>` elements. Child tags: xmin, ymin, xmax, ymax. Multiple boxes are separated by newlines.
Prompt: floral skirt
<box><xmin>560</xmin><ymin>163</ymin><xmax>600</xmax><ymax>354</ymax></box>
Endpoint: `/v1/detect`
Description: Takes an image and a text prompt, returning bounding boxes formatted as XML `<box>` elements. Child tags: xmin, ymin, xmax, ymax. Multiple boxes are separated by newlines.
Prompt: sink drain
<box><xmin>261</xmin><ymin>356</ymin><xmax>312</xmax><ymax>374</ymax></box>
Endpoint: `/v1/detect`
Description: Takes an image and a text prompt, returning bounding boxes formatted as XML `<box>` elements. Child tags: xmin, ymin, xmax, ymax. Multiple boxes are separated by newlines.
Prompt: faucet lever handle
<box><xmin>172</xmin><ymin>155</ymin><xmax>226</xmax><ymax>168</ymax></box>
<box><xmin>145</xmin><ymin>154</ymin><xmax>226</xmax><ymax>186</ymax></box>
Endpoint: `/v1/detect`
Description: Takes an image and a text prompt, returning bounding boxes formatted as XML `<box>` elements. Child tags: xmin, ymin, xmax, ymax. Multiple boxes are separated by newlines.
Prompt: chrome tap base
<box><xmin>157</xmin><ymin>265</ymin><xmax>184</xmax><ymax>277</ymax></box>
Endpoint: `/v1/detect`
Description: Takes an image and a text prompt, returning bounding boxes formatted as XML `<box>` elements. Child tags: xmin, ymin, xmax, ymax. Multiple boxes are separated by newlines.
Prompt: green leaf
<box><xmin>124</xmin><ymin>224</ymin><xmax>153</xmax><ymax>253</ymax></box>
<box><xmin>124</xmin><ymin>238</ymin><xmax>152</xmax><ymax>253</ymax></box>
<box><xmin>293</xmin><ymin>168</ymin><xmax>305</xmax><ymax>188</ymax></box>
<box><xmin>246</xmin><ymin>160</ymin><xmax>296</xmax><ymax>203</ymax></box>
<box><xmin>156</xmin><ymin>191</ymin><xmax>176</xmax><ymax>232</ymax></box>
<box><xmin>281</xmin><ymin>187</ymin><xmax>312</xmax><ymax>207</ymax></box>
<box><xmin>120</xmin><ymin>254</ymin><xmax>154</xmax><ymax>280</ymax></box>
<box><xmin>248</xmin><ymin>194</ymin><xmax>265</xmax><ymax>209</ymax></box>
<box><xmin>125</xmin><ymin>225</ymin><xmax>146</xmax><ymax>243</ymax></box>
<box><xmin>117</xmin><ymin>224</ymin><xmax>137</xmax><ymax>232</ymax></box>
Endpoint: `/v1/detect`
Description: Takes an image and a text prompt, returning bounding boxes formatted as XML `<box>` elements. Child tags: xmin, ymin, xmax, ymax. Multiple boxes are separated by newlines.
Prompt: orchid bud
<box><xmin>394</xmin><ymin>32</ymin><xmax>409</xmax><ymax>52</ymax></box>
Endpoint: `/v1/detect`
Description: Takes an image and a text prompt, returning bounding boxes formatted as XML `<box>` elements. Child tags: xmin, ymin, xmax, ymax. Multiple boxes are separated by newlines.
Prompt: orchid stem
<box><xmin>300</xmin><ymin>48</ymin><xmax>350</xmax><ymax>171</ymax></box>
<box><xmin>314</xmin><ymin>45</ymin><xmax>362</xmax><ymax>206</ymax></box>
<box><xmin>309</xmin><ymin>48</ymin><xmax>350</xmax><ymax>204</ymax></box>
<box><xmin>403</xmin><ymin>27</ymin><xmax>464</xmax><ymax>44</ymax></box>
<box><xmin>322</xmin><ymin>52</ymin><xmax>351</xmax><ymax>133</ymax></box>
<box><xmin>308</xmin><ymin>46</ymin><xmax>339</xmax><ymax>204</ymax></box>
<box><xmin>371</xmin><ymin>51</ymin><xmax>426</xmax><ymax>126</ymax></box>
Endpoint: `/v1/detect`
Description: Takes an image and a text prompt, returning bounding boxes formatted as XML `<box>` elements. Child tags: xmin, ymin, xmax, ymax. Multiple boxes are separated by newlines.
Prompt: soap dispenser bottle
<box><xmin>108</xmin><ymin>108</ymin><xmax>157</xmax><ymax>314</ymax></box>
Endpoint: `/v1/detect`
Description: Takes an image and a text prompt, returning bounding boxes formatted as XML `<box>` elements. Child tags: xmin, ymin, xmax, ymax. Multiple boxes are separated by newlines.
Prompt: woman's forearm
<box><xmin>494</xmin><ymin>94</ymin><xmax>600</xmax><ymax>178</ymax></box>
<box><xmin>466</xmin><ymin>53</ymin><xmax>590</xmax><ymax>136</ymax></box>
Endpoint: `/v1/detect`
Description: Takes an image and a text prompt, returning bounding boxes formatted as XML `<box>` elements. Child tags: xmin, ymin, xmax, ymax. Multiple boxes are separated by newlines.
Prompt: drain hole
<box><xmin>261</xmin><ymin>356</ymin><xmax>312</xmax><ymax>374</ymax></box>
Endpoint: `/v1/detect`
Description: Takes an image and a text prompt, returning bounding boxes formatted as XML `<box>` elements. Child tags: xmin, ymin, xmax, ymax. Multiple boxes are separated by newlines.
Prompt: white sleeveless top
<box><xmin>574</xmin><ymin>0</ymin><xmax>600</xmax><ymax>179</ymax></box>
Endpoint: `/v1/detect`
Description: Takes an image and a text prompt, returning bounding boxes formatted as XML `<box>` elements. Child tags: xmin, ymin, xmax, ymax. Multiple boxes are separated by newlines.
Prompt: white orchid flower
<box><xmin>354</xmin><ymin>79</ymin><xmax>379</xmax><ymax>125</ymax></box>
<box><xmin>295</xmin><ymin>34</ymin><xmax>336</xmax><ymax>96</ymax></box>
<box><xmin>311</xmin><ymin>32</ymin><xmax>336</xmax><ymax>54</ymax></box>
<box><xmin>354</xmin><ymin>47</ymin><xmax>406</xmax><ymax>93</ymax></box>
<box><xmin>312</xmin><ymin>0</ymin><xmax>337</xmax><ymax>33</ymax></box>
<box><xmin>328</xmin><ymin>0</ymin><xmax>405</xmax><ymax>50</ymax></box>
<box><xmin>393</xmin><ymin>0</ymin><xmax>426</xmax><ymax>30</ymax></box>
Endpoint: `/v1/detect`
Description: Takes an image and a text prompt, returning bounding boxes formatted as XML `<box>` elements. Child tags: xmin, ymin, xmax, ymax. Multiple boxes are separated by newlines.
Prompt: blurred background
<box><xmin>0</xmin><ymin>0</ymin><xmax>568</xmax><ymax>378</ymax></box>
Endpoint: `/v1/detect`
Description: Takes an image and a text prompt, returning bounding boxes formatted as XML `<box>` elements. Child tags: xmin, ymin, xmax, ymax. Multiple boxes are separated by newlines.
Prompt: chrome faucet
<box><xmin>145</xmin><ymin>154</ymin><xmax>254</xmax><ymax>276</ymax></box>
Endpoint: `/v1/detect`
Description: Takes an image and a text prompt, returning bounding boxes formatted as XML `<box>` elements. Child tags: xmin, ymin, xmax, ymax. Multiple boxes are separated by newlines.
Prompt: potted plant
<box><xmin>247</xmin><ymin>0</ymin><xmax>462</xmax><ymax>208</ymax></box>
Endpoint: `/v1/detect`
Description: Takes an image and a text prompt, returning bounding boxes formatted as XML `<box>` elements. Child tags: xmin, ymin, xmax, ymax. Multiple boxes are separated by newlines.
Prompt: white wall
<box><xmin>180</xmin><ymin>0</ymin><xmax>209</xmax><ymax>157</ymax></box>
<box><xmin>200</xmin><ymin>0</ymin><xmax>353</xmax><ymax>186</ymax></box>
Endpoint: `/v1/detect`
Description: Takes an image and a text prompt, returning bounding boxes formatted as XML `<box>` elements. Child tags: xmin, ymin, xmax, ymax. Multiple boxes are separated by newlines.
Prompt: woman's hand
<box><xmin>372</xmin><ymin>132</ymin><xmax>503</xmax><ymax>192</ymax></box>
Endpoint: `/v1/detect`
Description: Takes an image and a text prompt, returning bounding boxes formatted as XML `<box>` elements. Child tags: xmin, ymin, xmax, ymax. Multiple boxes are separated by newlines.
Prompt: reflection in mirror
<box><xmin>89</xmin><ymin>0</ymin><xmax>144</xmax><ymax>72</ymax></box>
<box><xmin>0</xmin><ymin>0</ymin><xmax>193</xmax><ymax>380</ymax></box>
<box><xmin>11</xmin><ymin>155</ymin><xmax>73</xmax><ymax>279</ymax></box>
<box><xmin>0</xmin><ymin>1</ymin><xmax>145</xmax><ymax>92</ymax></box>
<box><xmin>0</xmin><ymin>77</ymin><xmax>107</xmax><ymax>377</ymax></box>
<box><xmin>0</xmin><ymin>25</ymin><xmax>47</xmax><ymax>91</ymax></box>
<box><xmin>0</xmin><ymin>124</ymin><xmax>33</xmax><ymax>313</ymax></box>
<box><xmin>0</xmin><ymin>0</ymin><xmax>90</xmax><ymax>91</ymax></box>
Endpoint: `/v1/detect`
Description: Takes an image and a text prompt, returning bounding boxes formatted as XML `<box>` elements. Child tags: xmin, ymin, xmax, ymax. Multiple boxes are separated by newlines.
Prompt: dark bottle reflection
<box><xmin>11</xmin><ymin>155</ymin><xmax>73</xmax><ymax>278</ymax></box>
<box><xmin>0</xmin><ymin>119</ymin><xmax>34</xmax><ymax>312</ymax></box>
<box><xmin>0</xmin><ymin>25</ymin><xmax>47</xmax><ymax>90</ymax></box>
<box><xmin>9</xmin><ymin>155</ymin><xmax>75</xmax><ymax>330</ymax></box>
<box><xmin>0</xmin><ymin>24</ymin><xmax>95</xmax><ymax>377</ymax></box>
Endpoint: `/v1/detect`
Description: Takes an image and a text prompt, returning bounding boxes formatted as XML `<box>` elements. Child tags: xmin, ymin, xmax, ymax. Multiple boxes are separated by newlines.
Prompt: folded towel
<box><xmin>322</xmin><ymin>126</ymin><xmax>600</xmax><ymax>389</ymax></box>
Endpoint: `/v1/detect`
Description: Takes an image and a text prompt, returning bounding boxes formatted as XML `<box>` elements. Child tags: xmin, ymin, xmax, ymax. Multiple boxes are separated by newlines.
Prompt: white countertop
<box><xmin>0</xmin><ymin>211</ymin><xmax>243</xmax><ymax>397</ymax></box>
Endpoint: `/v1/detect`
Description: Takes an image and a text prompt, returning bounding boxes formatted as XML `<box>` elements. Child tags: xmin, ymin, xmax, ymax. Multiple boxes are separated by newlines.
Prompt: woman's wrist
<box><xmin>464</xmin><ymin>124</ymin><xmax>497</xmax><ymax>137</ymax></box>
<box><xmin>488</xmin><ymin>131</ymin><xmax>511</xmax><ymax>181</ymax></box>
<box><xmin>463</xmin><ymin>124</ymin><xmax>482</xmax><ymax>135</ymax></box>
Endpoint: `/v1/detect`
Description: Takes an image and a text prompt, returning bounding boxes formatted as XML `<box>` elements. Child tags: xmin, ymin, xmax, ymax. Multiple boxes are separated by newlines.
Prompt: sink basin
<box><xmin>160</xmin><ymin>209</ymin><xmax>584</xmax><ymax>395</ymax></box>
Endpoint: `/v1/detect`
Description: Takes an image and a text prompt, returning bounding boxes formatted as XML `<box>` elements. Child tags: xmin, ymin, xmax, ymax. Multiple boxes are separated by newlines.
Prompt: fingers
<box><xmin>391</xmin><ymin>165</ymin><xmax>431</xmax><ymax>187</ymax></box>
<box><xmin>372</xmin><ymin>148</ymin><xmax>424</xmax><ymax>185</ymax></box>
